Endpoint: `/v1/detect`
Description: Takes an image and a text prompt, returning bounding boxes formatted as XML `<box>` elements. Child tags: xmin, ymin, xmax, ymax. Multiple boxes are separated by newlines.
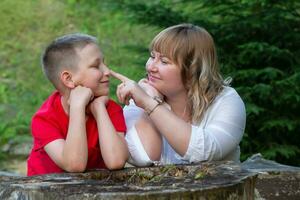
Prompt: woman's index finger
<box><xmin>110</xmin><ymin>70</ymin><xmax>131</xmax><ymax>82</ymax></box>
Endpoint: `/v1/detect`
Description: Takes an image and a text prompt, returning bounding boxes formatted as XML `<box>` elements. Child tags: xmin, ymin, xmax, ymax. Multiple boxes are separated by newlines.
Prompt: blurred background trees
<box><xmin>0</xmin><ymin>0</ymin><xmax>299</xmax><ymax>168</ymax></box>
<box><xmin>110</xmin><ymin>0</ymin><xmax>300</xmax><ymax>165</ymax></box>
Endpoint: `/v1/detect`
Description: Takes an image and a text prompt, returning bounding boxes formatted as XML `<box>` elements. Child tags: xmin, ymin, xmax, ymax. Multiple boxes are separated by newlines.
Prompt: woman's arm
<box><xmin>124</xmin><ymin>100</ymin><xmax>162</xmax><ymax>166</ymax></box>
<box><xmin>147</xmin><ymin>88</ymin><xmax>246</xmax><ymax>162</ymax></box>
<box><xmin>183</xmin><ymin>89</ymin><xmax>246</xmax><ymax>162</ymax></box>
<box><xmin>143</xmin><ymin>96</ymin><xmax>192</xmax><ymax>156</ymax></box>
<box><xmin>125</xmin><ymin>88</ymin><xmax>246</xmax><ymax>163</ymax></box>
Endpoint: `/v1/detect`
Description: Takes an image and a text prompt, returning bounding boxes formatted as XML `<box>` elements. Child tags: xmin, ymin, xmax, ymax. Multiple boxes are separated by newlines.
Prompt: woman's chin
<box><xmin>148</xmin><ymin>82</ymin><xmax>163</xmax><ymax>93</ymax></box>
<box><xmin>148</xmin><ymin>81</ymin><xmax>157</xmax><ymax>88</ymax></box>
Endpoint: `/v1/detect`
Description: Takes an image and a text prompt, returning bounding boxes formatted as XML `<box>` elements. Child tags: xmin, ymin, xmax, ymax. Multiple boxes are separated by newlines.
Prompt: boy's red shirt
<box><xmin>27</xmin><ymin>91</ymin><xmax>126</xmax><ymax>176</ymax></box>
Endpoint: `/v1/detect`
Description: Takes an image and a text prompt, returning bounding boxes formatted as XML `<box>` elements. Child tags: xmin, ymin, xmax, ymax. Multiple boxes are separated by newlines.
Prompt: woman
<box><xmin>111</xmin><ymin>23</ymin><xmax>246</xmax><ymax>166</ymax></box>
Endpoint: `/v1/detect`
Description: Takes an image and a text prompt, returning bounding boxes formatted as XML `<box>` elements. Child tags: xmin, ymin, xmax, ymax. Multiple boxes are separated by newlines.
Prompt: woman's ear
<box><xmin>60</xmin><ymin>70</ymin><xmax>75</xmax><ymax>89</ymax></box>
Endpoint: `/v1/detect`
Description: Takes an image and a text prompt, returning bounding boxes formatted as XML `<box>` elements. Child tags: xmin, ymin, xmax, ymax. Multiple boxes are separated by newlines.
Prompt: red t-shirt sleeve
<box><xmin>31</xmin><ymin>115</ymin><xmax>64</xmax><ymax>151</ymax></box>
<box><xmin>107</xmin><ymin>100</ymin><xmax>127</xmax><ymax>134</ymax></box>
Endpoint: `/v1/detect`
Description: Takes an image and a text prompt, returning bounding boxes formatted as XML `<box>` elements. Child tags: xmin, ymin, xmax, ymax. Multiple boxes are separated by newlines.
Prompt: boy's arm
<box><xmin>90</xmin><ymin>96</ymin><xmax>129</xmax><ymax>170</ymax></box>
<box><xmin>45</xmin><ymin>86</ymin><xmax>92</xmax><ymax>172</ymax></box>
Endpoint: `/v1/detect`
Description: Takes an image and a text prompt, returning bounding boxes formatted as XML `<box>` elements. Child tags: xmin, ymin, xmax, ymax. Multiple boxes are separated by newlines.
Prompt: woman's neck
<box><xmin>165</xmin><ymin>92</ymin><xmax>191</xmax><ymax>122</ymax></box>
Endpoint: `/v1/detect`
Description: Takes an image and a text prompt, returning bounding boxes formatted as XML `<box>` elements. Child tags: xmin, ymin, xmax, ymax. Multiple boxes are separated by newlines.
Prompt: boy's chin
<box><xmin>94</xmin><ymin>91</ymin><xmax>109</xmax><ymax>97</ymax></box>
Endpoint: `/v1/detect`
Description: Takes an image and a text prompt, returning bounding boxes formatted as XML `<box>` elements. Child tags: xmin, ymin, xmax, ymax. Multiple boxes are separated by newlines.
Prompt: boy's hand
<box><xmin>89</xmin><ymin>96</ymin><xmax>109</xmax><ymax>117</ymax></box>
<box><xmin>69</xmin><ymin>86</ymin><xmax>93</xmax><ymax>108</ymax></box>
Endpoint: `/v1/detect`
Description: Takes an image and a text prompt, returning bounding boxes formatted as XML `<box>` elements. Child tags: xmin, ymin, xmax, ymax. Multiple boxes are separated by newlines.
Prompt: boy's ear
<box><xmin>60</xmin><ymin>70</ymin><xmax>75</xmax><ymax>89</ymax></box>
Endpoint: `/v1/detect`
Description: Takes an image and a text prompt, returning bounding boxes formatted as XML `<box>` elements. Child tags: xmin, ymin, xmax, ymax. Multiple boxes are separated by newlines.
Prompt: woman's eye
<box><xmin>161</xmin><ymin>59</ymin><xmax>169</xmax><ymax>64</ymax></box>
<box><xmin>150</xmin><ymin>51</ymin><xmax>156</xmax><ymax>58</ymax></box>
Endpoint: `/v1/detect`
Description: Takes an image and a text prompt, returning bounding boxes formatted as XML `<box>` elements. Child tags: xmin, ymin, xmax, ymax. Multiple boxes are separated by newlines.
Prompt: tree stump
<box><xmin>0</xmin><ymin>161</ymin><xmax>256</xmax><ymax>200</ymax></box>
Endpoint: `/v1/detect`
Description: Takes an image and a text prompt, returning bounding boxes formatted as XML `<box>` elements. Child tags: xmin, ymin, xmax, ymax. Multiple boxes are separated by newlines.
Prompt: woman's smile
<box><xmin>148</xmin><ymin>74</ymin><xmax>160</xmax><ymax>82</ymax></box>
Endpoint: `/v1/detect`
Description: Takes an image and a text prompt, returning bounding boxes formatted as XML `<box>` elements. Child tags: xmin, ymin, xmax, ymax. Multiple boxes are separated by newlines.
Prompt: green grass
<box><xmin>0</xmin><ymin>0</ymin><xmax>157</xmax><ymax>151</ymax></box>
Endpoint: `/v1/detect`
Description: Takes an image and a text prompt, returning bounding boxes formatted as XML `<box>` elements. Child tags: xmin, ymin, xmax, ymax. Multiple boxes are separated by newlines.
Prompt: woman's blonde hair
<box><xmin>150</xmin><ymin>24</ymin><xmax>230</xmax><ymax>123</ymax></box>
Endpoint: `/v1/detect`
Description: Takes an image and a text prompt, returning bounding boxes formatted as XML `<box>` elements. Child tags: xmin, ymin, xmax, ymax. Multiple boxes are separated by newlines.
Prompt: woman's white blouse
<box><xmin>124</xmin><ymin>86</ymin><xmax>246</xmax><ymax>166</ymax></box>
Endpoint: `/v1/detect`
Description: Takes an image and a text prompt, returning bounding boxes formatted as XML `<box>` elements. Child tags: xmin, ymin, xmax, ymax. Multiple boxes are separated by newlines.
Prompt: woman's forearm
<box><xmin>143</xmin><ymin>97</ymin><xmax>192</xmax><ymax>156</ymax></box>
<box><xmin>135</xmin><ymin>113</ymin><xmax>162</xmax><ymax>161</ymax></box>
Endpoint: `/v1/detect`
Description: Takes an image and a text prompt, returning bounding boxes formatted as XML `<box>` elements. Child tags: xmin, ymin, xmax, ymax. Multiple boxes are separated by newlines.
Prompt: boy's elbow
<box><xmin>64</xmin><ymin>162</ymin><xmax>87</xmax><ymax>173</ymax></box>
<box><xmin>105</xmin><ymin>158</ymin><xmax>126</xmax><ymax>170</ymax></box>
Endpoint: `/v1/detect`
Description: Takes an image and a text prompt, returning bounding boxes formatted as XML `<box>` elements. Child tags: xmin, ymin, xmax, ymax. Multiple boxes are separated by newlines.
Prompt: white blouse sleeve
<box><xmin>124</xmin><ymin>100</ymin><xmax>154</xmax><ymax>166</ymax></box>
<box><xmin>182</xmin><ymin>88</ymin><xmax>246</xmax><ymax>162</ymax></box>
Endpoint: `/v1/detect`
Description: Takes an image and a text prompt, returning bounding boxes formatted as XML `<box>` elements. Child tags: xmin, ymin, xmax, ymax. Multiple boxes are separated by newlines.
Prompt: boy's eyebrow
<box><xmin>89</xmin><ymin>57</ymin><xmax>101</xmax><ymax>66</ymax></box>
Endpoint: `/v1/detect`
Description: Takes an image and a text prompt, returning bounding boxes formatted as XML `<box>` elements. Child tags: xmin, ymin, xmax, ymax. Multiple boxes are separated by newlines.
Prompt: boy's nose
<box><xmin>103</xmin><ymin>65</ymin><xmax>110</xmax><ymax>76</ymax></box>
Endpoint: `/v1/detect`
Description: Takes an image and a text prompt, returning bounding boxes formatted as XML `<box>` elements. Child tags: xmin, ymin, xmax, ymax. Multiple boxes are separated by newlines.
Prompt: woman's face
<box><xmin>146</xmin><ymin>51</ymin><xmax>186</xmax><ymax>97</ymax></box>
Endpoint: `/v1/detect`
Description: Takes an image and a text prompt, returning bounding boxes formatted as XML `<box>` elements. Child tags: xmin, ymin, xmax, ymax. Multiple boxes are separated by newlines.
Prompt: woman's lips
<box><xmin>148</xmin><ymin>74</ymin><xmax>160</xmax><ymax>82</ymax></box>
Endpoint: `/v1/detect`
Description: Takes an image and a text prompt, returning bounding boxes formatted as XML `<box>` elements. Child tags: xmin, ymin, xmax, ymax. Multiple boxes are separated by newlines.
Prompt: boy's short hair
<box><xmin>42</xmin><ymin>33</ymin><xmax>99</xmax><ymax>90</ymax></box>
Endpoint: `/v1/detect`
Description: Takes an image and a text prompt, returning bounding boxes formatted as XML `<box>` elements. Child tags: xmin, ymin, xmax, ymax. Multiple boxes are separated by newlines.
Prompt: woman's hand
<box><xmin>110</xmin><ymin>70</ymin><xmax>151</xmax><ymax>109</ymax></box>
<box><xmin>138</xmin><ymin>78</ymin><xmax>163</xmax><ymax>99</ymax></box>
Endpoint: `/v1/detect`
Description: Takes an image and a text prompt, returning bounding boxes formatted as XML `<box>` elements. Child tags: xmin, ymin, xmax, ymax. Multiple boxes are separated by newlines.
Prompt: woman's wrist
<box><xmin>144</xmin><ymin>96</ymin><xmax>164</xmax><ymax>116</ymax></box>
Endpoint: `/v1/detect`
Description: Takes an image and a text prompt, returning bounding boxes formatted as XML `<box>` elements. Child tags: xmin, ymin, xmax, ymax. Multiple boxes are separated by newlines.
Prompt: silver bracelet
<box><xmin>145</xmin><ymin>96</ymin><xmax>164</xmax><ymax>116</ymax></box>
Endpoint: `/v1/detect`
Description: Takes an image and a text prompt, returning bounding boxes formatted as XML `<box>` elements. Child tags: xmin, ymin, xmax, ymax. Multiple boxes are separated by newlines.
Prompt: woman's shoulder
<box><xmin>197</xmin><ymin>86</ymin><xmax>246</xmax><ymax>127</ymax></box>
<box><xmin>215</xmin><ymin>86</ymin><xmax>244</xmax><ymax>102</ymax></box>
<box><xmin>208</xmin><ymin>86</ymin><xmax>245</xmax><ymax>113</ymax></box>
<box><xmin>220</xmin><ymin>86</ymin><xmax>239</xmax><ymax>96</ymax></box>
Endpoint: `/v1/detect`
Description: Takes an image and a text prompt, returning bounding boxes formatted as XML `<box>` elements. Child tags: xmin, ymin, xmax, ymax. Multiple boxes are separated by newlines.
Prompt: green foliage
<box><xmin>111</xmin><ymin>0</ymin><xmax>300</xmax><ymax>165</ymax></box>
<box><xmin>0</xmin><ymin>0</ymin><xmax>68</xmax><ymax>149</ymax></box>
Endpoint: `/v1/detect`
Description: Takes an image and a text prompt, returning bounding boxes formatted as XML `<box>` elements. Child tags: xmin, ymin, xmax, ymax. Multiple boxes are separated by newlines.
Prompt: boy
<box><xmin>27</xmin><ymin>33</ymin><xmax>128</xmax><ymax>176</ymax></box>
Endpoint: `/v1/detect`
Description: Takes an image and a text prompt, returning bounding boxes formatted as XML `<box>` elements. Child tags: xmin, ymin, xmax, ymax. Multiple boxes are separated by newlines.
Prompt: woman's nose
<box><xmin>146</xmin><ymin>59</ymin><xmax>158</xmax><ymax>72</ymax></box>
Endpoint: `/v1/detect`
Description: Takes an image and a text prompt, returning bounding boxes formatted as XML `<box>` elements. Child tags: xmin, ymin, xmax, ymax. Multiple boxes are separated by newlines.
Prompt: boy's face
<box><xmin>72</xmin><ymin>43</ymin><xmax>110</xmax><ymax>97</ymax></box>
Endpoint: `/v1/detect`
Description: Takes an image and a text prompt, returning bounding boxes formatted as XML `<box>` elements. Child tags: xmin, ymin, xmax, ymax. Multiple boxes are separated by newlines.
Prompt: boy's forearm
<box><xmin>96</xmin><ymin>104</ymin><xmax>128</xmax><ymax>169</ymax></box>
<box><xmin>63</xmin><ymin>105</ymin><xmax>88</xmax><ymax>172</ymax></box>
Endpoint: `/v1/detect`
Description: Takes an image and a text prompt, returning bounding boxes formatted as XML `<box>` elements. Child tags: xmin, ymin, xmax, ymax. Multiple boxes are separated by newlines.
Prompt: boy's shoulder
<box><xmin>33</xmin><ymin>91</ymin><xmax>63</xmax><ymax>118</ymax></box>
<box><xmin>107</xmin><ymin>99</ymin><xmax>123</xmax><ymax>113</ymax></box>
